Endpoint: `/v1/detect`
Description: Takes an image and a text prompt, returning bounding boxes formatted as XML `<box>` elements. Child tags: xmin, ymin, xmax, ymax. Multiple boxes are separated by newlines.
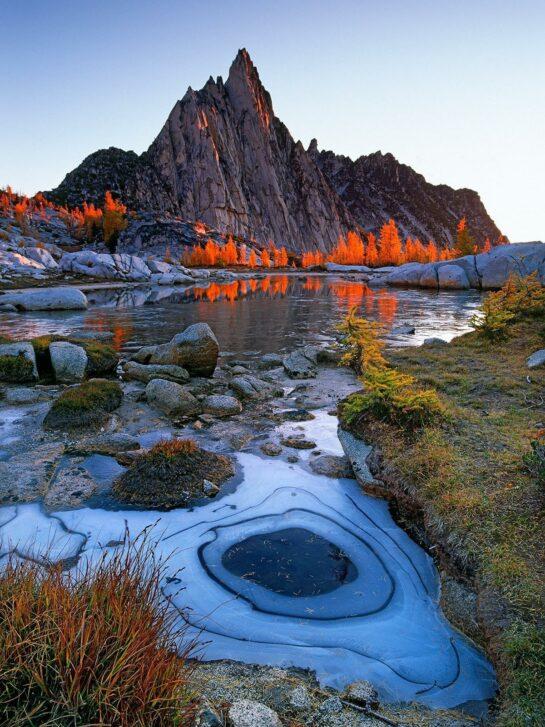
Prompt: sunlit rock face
<box><xmin>47</xmin><ymin>50</ymin><xmax>501</xmax><ymax>252</ymax></box>
<box><xmin>0</xmin><ymin>448</ymin><xmax>496</xmax><ymax>709</ymax></box>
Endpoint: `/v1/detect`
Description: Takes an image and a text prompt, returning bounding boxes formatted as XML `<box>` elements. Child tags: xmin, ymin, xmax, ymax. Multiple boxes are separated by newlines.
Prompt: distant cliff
<box><xmin>48</xmin><ymin>49</ymin><xmax>502</xmax><ymax>251</ymax></box>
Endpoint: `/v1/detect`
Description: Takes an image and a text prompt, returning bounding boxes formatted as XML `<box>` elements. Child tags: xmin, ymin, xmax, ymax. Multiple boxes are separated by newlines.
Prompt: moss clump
<box><xmin>44</xmin><ymin>379</ymin><xmax>123</xmax><ymax>430</ymax></box>
<box><xmin>113</xmin><ymin>438</ymin><xmax>234</xmax><ymax>508</ymax></box>
<box><xmin>31</xmin><ymin>335</ymin><xmax>118</xmax><ymax>380</ymax></box>
<box><xmin>0</xmin><ymin>353</ymin><xmax>35</xmax><ymax>383</ymax></box>
<box><xmin>339</xmin><ymin>319</ymin><xmax>545</xmax><ymax>724</ymax></box>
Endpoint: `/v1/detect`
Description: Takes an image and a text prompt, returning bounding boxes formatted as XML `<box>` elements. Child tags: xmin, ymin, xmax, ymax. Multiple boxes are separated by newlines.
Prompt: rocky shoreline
<box><xmin>0</xmin><ymin>313</ymin><xmax>498</xmax><ymax>725</ymax></box>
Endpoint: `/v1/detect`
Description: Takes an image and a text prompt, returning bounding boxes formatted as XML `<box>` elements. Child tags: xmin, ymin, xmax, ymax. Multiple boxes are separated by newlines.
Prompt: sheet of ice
<box><xmin>0</xmin><ymin>414</ymin><xmax>497</xmax><ymax>709</ymax></box>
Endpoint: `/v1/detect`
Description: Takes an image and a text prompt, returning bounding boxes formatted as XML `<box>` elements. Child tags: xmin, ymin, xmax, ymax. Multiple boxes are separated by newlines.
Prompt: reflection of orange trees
<box><xmin>376</xmin><ymin>290</ymin><xmax>398</xmax><ymax>325</ymax></box>
<box><xmin>82</xmin><ymin>314</ymin><xmax>133</xmax><ymax>352</ymax></box>
<box><xmin>188</xmin><ymin>276</ymin><xmax>289</xmax><ymax>303</ymax></box>
<box><xmin>329</xmin><ymin>280</ymin><xmax>373</xmax><ymax>308</ymax></box>
<box><xmin>303</xmin><ymin>277</ymin><xmax>323</xmax><ymax>293</ymax></box>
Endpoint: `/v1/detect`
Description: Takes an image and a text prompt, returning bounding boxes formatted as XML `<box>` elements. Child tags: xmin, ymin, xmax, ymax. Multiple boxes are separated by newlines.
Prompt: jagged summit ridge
<box><xmin>48</xmin><ymin>50</ymin><xmax>502</xmax><ymax>250</ymax></box>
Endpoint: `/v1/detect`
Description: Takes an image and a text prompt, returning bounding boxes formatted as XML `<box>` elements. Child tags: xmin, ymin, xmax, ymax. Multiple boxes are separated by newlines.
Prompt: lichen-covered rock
<box><xmin>343</xmin><ymin>679</ymin><xmax>379</xmax><ymax>707</ymax></box>
<box><xmin>49</xmin><ymin>341</ymin><xmax>88</xmax><ymax>383</ymax></box>
<box><xmin>227</xmin><ymin>699</ymin><xmax>281</xmax><ymax>727</ymax></box>
<box><xmin>309</xmin><ymin>454</ymin><xmax>354</xmax><ymax>478</ymax></box>
<box><xmin>112</xmin><ymin>438</ymin><xmax>234</xmax><ymax>508</ymax></box>
<box><xmin>145</xmin><ymin>378</ymin><xmax>200</xmax><ymax>418</ymax></box>
<box><xmin>283</xmin><ymin>346</ymin><xmax>318</xmax><ymax>379</ymax></box>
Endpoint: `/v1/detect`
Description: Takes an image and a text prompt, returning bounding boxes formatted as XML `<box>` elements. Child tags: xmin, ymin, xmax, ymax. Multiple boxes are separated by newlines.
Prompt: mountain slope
<box><xmin>47</xmin><ymin>49</ymin><xmax>502</xmax><ymax>251</ymax></box>
<box><xmin>308</xmin><ymin>142</ymin><xmax>502</xmax><ymax>245</ymax></box>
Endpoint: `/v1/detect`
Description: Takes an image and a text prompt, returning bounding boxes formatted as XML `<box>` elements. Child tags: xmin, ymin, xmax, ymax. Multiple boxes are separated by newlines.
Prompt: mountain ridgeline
<box><xmin>48</xmin><ymin>49</ymin><xmax>502</xmax><ymax>252</ymax></box>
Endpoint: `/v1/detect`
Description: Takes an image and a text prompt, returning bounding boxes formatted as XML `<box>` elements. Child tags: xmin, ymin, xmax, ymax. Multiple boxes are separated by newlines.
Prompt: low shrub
<box><xmin>471</xmin><ymin>273</ymin><xmax>545</xmax><ymax>340</ymax></box>
<box><xmin>338</xmin><ymin>308</ymin><xmax>445</xmax><ymax>430</ymax></box>
<box><xmin>0</xmin><ymin>536</ymin><xmax>196</xmax><ymax>726</ymax></box>
<box><xmin>0</xmin><ymin>353</ymin><xmax>35</xmax><ymax>383</ymax></box>
<box><xmin>336</xmin><ymin>306</ymin><xmax>386</xmax><ymax>374</ymax></box>
<box><xmin>343</xmin><ymin>367</ymin><xmax>445</xmax><ymax>430</ymax></box>
<box><xmin>44</xmin><ymin>379</ymin><xmax>123</xmax><ymax>430</ymax></box>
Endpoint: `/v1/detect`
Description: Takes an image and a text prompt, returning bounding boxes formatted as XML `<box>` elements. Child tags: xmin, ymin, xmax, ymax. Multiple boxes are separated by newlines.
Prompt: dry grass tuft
<box><xmin>0</xmin><ymin>533</ymin><xmax>196</xmax><ymax>726</ymax></box>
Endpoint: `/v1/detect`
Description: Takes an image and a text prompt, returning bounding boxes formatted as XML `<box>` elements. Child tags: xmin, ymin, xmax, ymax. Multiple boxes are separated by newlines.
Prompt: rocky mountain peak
<box><xmin>47</xmin><ymin>50</ymin><xmax>502</xmax><ymax>251</ymax></box>
<box><xmin>226</xmin><ymin>48</ymin><xmax>273</xmax><ymax>130</ymax></box>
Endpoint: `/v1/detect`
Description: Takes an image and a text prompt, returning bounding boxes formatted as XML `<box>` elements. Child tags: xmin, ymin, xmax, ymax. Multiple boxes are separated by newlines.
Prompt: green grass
<box><xmin>44</xmin><ymin>379</ymin><xmax>123</xmax><ymax>430</ymax></box>
<box><xmin>340</xmin><ymin>320</ymin><xmax>545</xmax><ymax>724</ymax></box>
<box><xmin>0</xmin><ymin>353</ymin><xmax>35</xmax><ymax>383</ymax></box>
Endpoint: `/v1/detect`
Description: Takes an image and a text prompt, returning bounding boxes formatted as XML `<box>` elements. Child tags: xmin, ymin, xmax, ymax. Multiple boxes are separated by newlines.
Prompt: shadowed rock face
<box><xmin>309</xmin><ymin>143</ymin><xmax>503</xmax><ymax>246</ymax></box>
<box><xmin>47</xmin><ymin>49</ymin><xmax>501</xmax><ymax>251</ymax></box>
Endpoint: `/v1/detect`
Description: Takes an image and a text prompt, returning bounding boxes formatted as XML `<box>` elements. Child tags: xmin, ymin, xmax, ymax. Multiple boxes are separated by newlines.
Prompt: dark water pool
<box><xmin>222</xmin><ymin>526</ymin><xmax>358</xmax><ymax>597</ymax></box>
<box><xmin>0</xmin><ymin>275</ymin><xmax>481</xmax><ymax>356</ymax></box>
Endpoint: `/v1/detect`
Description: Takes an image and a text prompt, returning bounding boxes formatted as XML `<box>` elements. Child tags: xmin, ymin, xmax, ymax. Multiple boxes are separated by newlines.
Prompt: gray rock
<box><xmin>423</xmin><ymin>337</ymin><xmax>448</xmax><ymax>346</ymax></box>
<box><xmin>0</xmin><ymin>342</ymin><xmax>38</xmax><ymax>380</ymax></box>
<box><xmin>230</xmin><ymin>364</ymin><xmax>249</xmax><ymax>375</ymax></box>
<box><xmin>527</xmin><ymin>349</ymin><xmax>545</xmax><ymax>369</ymax></box>
<box><xmin>288</xmin><ymin>684</ymin><xmax>312</xmax><ymax>711</ymax></box>
<box><xmin>392</xmin><ymin>324</ymin><xmax>416</xmax><ymax>335</ymax></box>
<box><xmin>23</xmin><ymin>246</ymin><xmax>58</xmax><ymax>269</ymax></box>
<box><xmin>310</xmin><ymin>454</ymin><xmax>354</xmax><ymax>478</ymax></box>
<box><xmin>337</xmin><ymin>429</ymin><xmax>377</xmax><ymax>486</ymax></box>
<box><xmin>343</xmin><ymin>680</ymin><xmax>379</xmax><ymax>707</ymax></box>
<box><xmin>3</xmin><ymin>386</ymin><xmax>47</xmax><ymax>404</ymax></box>
<box><xmin>230</xmin><ymin>374</ymin><xmax>279</xmax><ymax>400</ymax></box>
<box><xmin>385</xmin><ymin>262</ymin><xmax>426</xmax><ymax>287</ymax></box>
<box><xmin>258</xmin><ymin>353</ymin><xmax>284</xmax><ymax>370</ymax></box>
<box><xmin>202</xmin><ymin>394</ymin><xmax>242</xmax><ymax>417</ymax></box>
<box><xmin>437</xmin><ymin>264</ymin><xmax>470</xmax><ymax>289</ymax></box>
<box><xmin>49</xmin><ymin>341</ymin><xmax>88</xmax><ymax>383</ymax></box>
<box><xmin>283</xmin><ymin>346</ymin><xmax>318</xmax><ymax>379</ymax></box>
<box><xmin>67</xmin><ymin>433</ymin><xmax>141</xmax><ymax>456</ymax></box>
<box><xmin>228</xmin><ymin>699</ymin><xmax>281</xmax><ymax>727</ymax></box>
<box><xmin>123</xmin><ymin>360</ymin><xmax>189</xmax><ymax>384</ymax></box>
<box><xmin>145</xmin><ymin>378</ymin><xmax>201</xmax><ymax>418</ymax></box>
<box><xmin>59</xmin><ymin>250</ymin><xmax>152</xmax><ymax>282</ymax></box>
<box><xmin>150</xmin><ymin>322</ymin><xmax>219</xmax><ymax>377</ymax></box>
<box><xmin>0</xmin><ymin>287</ymin><xmax>87</xmax><ymax>311</ymax></box>
<box><xmin>419</xmin><ymin>263</ymin><xmax>439</xmax><ymax>288</ymax></box>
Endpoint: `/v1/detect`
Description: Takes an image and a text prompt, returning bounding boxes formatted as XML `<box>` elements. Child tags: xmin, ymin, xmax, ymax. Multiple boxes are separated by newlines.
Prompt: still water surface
<box><xmin>0</xmin><ymin>275</ymin><xmax>481</xmax><ymax>354</ymax></box>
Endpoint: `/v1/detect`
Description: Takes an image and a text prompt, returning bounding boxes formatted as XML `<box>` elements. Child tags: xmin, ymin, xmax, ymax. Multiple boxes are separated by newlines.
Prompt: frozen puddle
<box><xmin>0</xmin><ymin>412</ymin><xmax>496</xmax><ymax>709</ymax></box>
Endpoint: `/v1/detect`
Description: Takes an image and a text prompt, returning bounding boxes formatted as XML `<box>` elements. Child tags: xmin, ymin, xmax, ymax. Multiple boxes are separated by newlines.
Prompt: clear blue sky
<box><xmin>1</xmin><ymin>0</ymin><xmax>544</xmax><ymax>241</ymax></box>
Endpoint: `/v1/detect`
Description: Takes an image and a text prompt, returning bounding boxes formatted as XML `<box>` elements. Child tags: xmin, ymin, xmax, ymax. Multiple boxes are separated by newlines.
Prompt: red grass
<box><xmin>0</xmin><ymin>532</ymin><xmax>196</xmax><ymax>725</ymax></box>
